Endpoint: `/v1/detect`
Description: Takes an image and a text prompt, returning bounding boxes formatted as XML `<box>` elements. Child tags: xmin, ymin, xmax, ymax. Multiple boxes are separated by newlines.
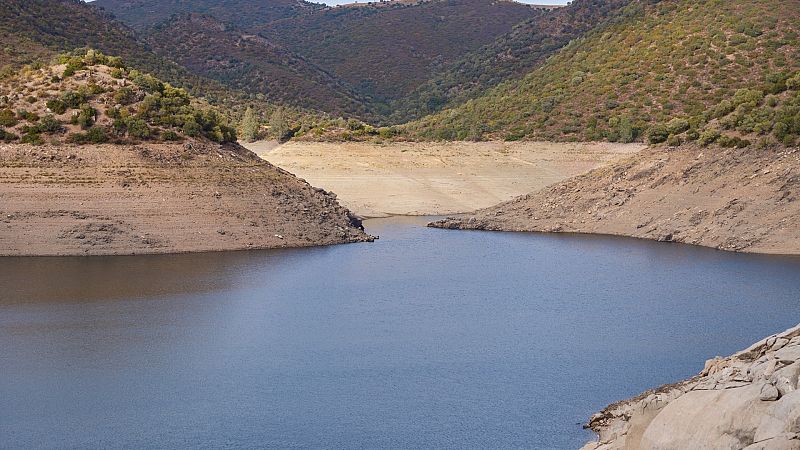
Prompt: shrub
<box><xmin>647</xmin><ymin>124</ymin><xmax>670</xmax><ymax>144</ymax></box>
<box><xmin>17</xmin><ymin>110</ymin><xmax>39</xmax><ymax>122</ymax></box>
<box><xmin>0</xmin><ymin>129</ymin><xmax>18</xmax><ymax>142</ymax></box>
<box><xmin>666</xmin><ymin>134</ymin><xmax>683</xmax><ymax>147</ymax></box>
<box><xmin>666</xmin><ymin>117</ymin><xmax>690</xmax><ymax>135</ymax></box>
<box><xmin>46</xmin><ymin>99</ymin><xmax>67</xmax><ymax>114</ymax></box>
<box><xmin>160</xmin><ymin>130</ymin><xmax>182</xmax><ymax>141</ymax></box>
<box><xmin>23</xmin><ymin>115</ymin><xmax>63</xmax><ymax>134</ymax></box>
<box><xmin>127</xmin><ymin>118</ymin><xmax>151</xmax><ymax>139</ymax></box>
<box><xmin>60</xmin><ymin>91</ymin><xmax>87</xmax><ymax>109</ymax></box>
<box><xmin>72</xmin><ymin>105</ymin><xmax>96</xmax><ymax>129</ymax></box>
<box><xmin>0</xmin><ymin>109</ymin><xmax>17</xmax><ymax>127</ymax></box>
<box><xmin>20</xmin><ymin>132</ymin><xmax>42</xmax><ymax>145</ymax></box>
<box><xmin>112</xmin><ymin>87</ymin><xmax>137</xmax><ymax>106</ymax></box>
<box><xmin>699</xmin><ymin>129</ymin><xmax>721</xmax><ymax>146</ymax></box>
<box><xmin>67</xmin><ymin>126</ymin><xmax>108</xmax><ymax>144</ymax></box>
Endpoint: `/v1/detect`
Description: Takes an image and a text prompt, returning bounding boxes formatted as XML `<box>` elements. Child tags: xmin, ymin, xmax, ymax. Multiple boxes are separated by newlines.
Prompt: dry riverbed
<box><xmin>249</xmin><ymin>141</ymin><xmax>643</xmax><ymax>217</ymax></box>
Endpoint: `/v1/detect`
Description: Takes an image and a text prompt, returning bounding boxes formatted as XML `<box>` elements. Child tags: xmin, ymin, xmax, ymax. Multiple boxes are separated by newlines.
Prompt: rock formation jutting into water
<box><xmin>582</xmin><ymin>323</ymin><xmax>800</xmax><ymax>449</ymax></box>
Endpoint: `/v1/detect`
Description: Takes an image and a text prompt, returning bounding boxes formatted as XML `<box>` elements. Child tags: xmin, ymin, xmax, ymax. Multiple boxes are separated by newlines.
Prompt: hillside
<box><xmin>0</xmin><ymin>0</ymin><xmax>156</xmax><ymax>72</ymax></box>
<box><xmin>430</xmin><ymin>143</ymin><xmax>800</xmax><ymax>255</ymax></box>
<box><xmin>390</xmin><ymin>0</ymin><xmax>632</xmax><ymax>122</ymax></box>
<box><xmin>0</xmin><ymin>52</ymin><xmax>371</xmax><ymax>255</ymax></box>
<box><xmin>145</xmin><ymin>14</ymin><xmax>374</xmax><ymax>120</ymax></box>
<box><xmin>0</xmin><ymin>1</ymin><xmax>241</xmax><ymax>109</ymax></box>
<box><xmin>258</xmin><ymin>0</ymin><xmax>538</xmax><ymax>106</ymax></box>
<box><xmin>93</xmin><ymin>0</ymin><xmax>325</xmax><ymax>31</ymax></box>
<box><xmin>407</xmin><ymin>0</ymin><xmax>800</xmax><ymax>144</ymax></box>
<box><xmin>0</xmin><ymin>51</ymin><xmax>236</xmax><ymax>145</ymax></box>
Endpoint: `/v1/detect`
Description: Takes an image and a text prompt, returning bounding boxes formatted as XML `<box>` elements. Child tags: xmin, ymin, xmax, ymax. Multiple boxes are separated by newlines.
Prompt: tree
<box><xmin>270</xmin><ymin>107</ymin><xmax>289</xmax><ymax>141</ymax></box>
<box><xmin>240</xmin><ymin>107</ymin><xmax>259</xmax><ymax>143</ymax></box>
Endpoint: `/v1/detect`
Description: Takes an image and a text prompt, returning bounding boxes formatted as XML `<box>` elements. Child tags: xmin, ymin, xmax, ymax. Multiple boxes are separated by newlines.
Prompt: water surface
<box><xmin>2</xmin><ymin>217</ymin><xmax>799</xmax><ymax>449</ymax></box>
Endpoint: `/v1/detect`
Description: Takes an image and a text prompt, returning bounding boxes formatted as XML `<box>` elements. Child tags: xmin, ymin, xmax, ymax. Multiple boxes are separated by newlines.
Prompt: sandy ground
<box><xmin>0</xmin><ymin>141</ymin><xmax>370</xmax><ymax>256</ymax></box>
<box><xmin>248</xmin><ymin>141</ymin><xmax>643</xmax><ymax>217</ymax></box>
<box><xmin>432</xmin><ymin>145</ymin><xmax>800</xmax><ymax>255</ymax></box>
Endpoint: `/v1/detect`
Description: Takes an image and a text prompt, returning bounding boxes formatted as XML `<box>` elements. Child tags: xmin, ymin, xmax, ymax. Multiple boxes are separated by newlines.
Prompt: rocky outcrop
<box><xmin>582</xmin><ymin>324</ymin><xmax>800</xmax><ymax>450</ymax></box>
<box><xmin>429</xmin><ymin>145</ymin><xmax>800</xmax><ymax>255</ymax></box>
<box><xmin>0</xmin><ymin>141</ymin><xmax>373</xmax><ymax>255</ymax></box>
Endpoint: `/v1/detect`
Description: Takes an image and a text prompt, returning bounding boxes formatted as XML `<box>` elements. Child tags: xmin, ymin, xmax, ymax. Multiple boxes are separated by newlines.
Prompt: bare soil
<box><xmin>431</xmin><ymin>145</ymin><xmax>800</xmax><ymax>255</ymax></box>
<box><xmin>0</xmin><ymin>141</ymin><xmax>371</xmax><ymax>256</ymax></box>
<box><xmin>252</xmin><ymin>140</ymin><xmax>642</xmax><ymax>217</ymax></box>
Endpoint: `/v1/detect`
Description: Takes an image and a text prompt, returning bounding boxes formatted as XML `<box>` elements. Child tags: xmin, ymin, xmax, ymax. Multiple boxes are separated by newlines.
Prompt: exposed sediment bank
<box><xmin>0</xmin><ymin>141</ymin><xmax>371</xmax><ymax>256</ymax></box>
<box><xmin>252</xmin><ymin>140</ymin><xmax>642</xmax><ymax>217</ymax></box>
<box><xmin>431</xmin><ymin>145</ymin><xmax>800</xmax><ymax>255</ymax></box>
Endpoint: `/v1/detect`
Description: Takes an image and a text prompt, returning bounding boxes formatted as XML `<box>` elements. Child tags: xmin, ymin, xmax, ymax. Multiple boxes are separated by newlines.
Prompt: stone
<box><xmin>760</xmin><ymin>383</ymin><xmax>780</xmax><ymax>401</ymax></box>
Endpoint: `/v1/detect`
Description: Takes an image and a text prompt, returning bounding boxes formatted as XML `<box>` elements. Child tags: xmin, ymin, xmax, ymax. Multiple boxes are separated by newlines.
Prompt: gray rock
<box><xmin>760</xmin><ymin>382</ymin><xmax>780</xmax><ymax>401</ymax></box>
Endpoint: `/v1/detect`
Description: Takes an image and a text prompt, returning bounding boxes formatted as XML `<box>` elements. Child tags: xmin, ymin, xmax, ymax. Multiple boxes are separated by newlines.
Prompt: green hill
<box><xmin>101</xmin><ymin>0</ymin><xmax>539</xmax><ymax>120</ymax></box>
<box><xmin>258</xmin><ymin>0</ymin><xmax>538</xmax><ymax>107</ymax></box>
<box><xmin>0</xmin><ymin>50</ymin><xmax>236</xmax><ymax>145</ymax></box>
<box><xmin>405</xmin><ymin>0</ymin><xmax>800</xmax><ymax>146</ymax></box>
<box><xmin>390</xmin><ymin>0</ymin><xmax>632</xmax><ymax>122</ymax></box>
<box><xmin>145</xmin><ymin>14</ymin><xmax>375</xmax><ymax>120</ymax></box>
<box><xmin>0</xmin><ymin>0</ymin><xmax>333</xmax><ymax>129</ymax></box>
<box><xmin>93</xmin><ymin>0</ymin><xmax>325</xmax><ymax>31</ymax></box>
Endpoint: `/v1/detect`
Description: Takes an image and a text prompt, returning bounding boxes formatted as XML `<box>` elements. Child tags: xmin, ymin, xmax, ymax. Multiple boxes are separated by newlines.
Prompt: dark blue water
<box><xmin>1</xmin><ymin>217</ymin><xmax>799</xmax><ymax>449</ymax></box>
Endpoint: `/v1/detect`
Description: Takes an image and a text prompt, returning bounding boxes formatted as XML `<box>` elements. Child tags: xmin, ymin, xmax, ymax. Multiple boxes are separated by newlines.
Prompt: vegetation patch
<box><xmin>0</xmin><ymin>50</ymin><xmax>237</xmax><ymax>145</ymax></box>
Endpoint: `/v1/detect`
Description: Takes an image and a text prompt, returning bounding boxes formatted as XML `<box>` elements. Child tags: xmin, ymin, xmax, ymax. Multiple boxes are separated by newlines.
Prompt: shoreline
<box><xmin>429</xmin><ymin>145</ymin><xmax>800</xmax><ymax>256</ymax></box>
<box><xmin>581</xmin><ymin>323</ymin><xmax>800</xmax><ymax>449</ymax></box>
<box><xmin>0</xmin><ymin>141</ymin><xmax>372</xmax><ymax>257</ymax></box>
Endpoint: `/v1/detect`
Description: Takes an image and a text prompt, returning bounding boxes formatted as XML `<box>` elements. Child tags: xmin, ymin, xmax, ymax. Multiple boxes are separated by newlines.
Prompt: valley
<box><xmin>1</xmin><ymin>0</ymin><xmax>799</xmax><ymax>448</ymax></box>
<box><xmin>251</xmin><ymin>140</ymin><xmax>642</xmax><ymax>217</ymax></box>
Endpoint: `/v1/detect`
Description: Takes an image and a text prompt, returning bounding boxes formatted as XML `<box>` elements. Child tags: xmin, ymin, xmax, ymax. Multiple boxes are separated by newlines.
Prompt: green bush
<box><xmin>127</xmin><ymin>118</ymin><xmax>151</xmax><ymax>139</ymax></box>
<box><xmin>113</xmin><ymin>87</ymin><xmax>137</xmax><ymax>106</ymax></box>
<box><xmin>72</xmin><ymin>104</ymin><xmax>96</xmax><ymax>129</ymax></box>
<box><xmin>20</xmin><ymin>132</ymin><xmax>42</xmax><ymax>145</ymax></box>
<box><xmin>60</xmin><ymin>91</ymin><xmax>87</xmax><ymax>109</ymax></box>
<box><xmin>67</xmin><ymin>126</ymin><xmax>108</xmax><ymax>144</ymax></box>
<box><xmin>0</xmin><ymin>109</ymin><xmax>17</xmax><ymax>127</ymax></box>
<box><xmin>0</xmin><ymin>128</ymin><xmax>18</xmax><ymax>142</ymax></box>
<box><xmin>647</xmin><ymin>124</ymin><xmax>670</xmax><ymax>144</ymax></box>
<box><xmin>46</xmin><ymin>99</ymin><xmax>67</xmax><ymax>114</ymax></box>
<box><xmin>699</xmin><ymin>129</ymin><xmax>721</xmax><ymax>146</ymax></box>
<box><xmin>666</xmin><ymin>118</ymin><xmax>690</xmax><ymax>135</ymax></box>
<box><xmin>666</xmin><ymin>134</ymin><xmax>683</xmax><ymax>147</ymax></box>
<box><xmin>160</xmin><ymin>130</ymin><xmax>183</xmax><ymax>141</ymax></box>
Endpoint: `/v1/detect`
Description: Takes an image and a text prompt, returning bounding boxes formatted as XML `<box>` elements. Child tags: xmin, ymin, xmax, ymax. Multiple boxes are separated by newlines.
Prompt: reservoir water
<box><xmin>2</xmin><ymin>216</ymin><xmax>799</xmax><ymax>449</ymax></box>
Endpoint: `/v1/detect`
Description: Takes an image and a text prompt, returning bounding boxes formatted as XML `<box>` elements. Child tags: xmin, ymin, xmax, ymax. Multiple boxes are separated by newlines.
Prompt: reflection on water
<box><xmin>1</xmin><ymin>217</ymin><xmax>799</xmax><ymax>449</ymax></box>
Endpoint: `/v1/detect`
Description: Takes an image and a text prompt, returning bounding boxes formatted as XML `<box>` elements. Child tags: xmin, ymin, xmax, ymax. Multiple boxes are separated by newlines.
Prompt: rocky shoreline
<box><xmin>581</xmin><ymin>324</ymin><xmax>800</xmax><ymax>449</ymax></box>
<box><xmin>0</xmin><ymin>141</ymin><xmax>373</xmax><ymax>256</ymax></box>
<box><xmin>430</xmin><ymin>145</ymin><xmax>800</xmax><ymax>255</ymax></box>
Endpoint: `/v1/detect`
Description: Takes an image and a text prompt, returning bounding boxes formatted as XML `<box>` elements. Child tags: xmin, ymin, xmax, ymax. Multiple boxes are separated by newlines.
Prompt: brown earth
<box><xmin>253</xmin><ymin>140</ymin><xmax>642</xmax><ymax>217</ymax></box>
<box><xmin>430</xmin><ymin>145</ymin><xmax>800</xmax><ymax>255</ymax></box>
<box><xmin>0</xmin><ymin>141</ymin><xmax>371</xmax><ymax>256</ymax></box>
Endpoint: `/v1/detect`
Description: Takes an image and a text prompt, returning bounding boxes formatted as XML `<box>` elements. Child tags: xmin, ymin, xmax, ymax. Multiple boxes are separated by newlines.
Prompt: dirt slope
<box><xmin>0</xmin><ymin>141</ymin><xmax>371</xmax><ymax>256</ymax></box>
<box><xmin>431</xmin><ymin>145</ymin><xmax>800</xmax><ymax>255</ymax></box>
<box><xmin>254</xmin><ymin>141</ymin><xmax>641</xmax><ymax>217</ymax></box>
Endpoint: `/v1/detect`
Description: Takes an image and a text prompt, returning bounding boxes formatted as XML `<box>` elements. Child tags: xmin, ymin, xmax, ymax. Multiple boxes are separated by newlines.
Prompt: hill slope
<box><xmin>258</xmin><ymin>0</ymin><xmax>539</xmax><ymax>106</ymax></box>
<box><xmin>0</xmin><ymin>53</ymin><xmax>370</xmax><ymax>255</ymax></box>
<box><xmin>407</xmin><ymin>0</ymin><xmax>800</xmax><ymax>143</ymax></box>
<box><xmin>93</xmin><ymin>0</ymin><xmax>324</xmax><ymax>31</ymax></box>
<box><xmin>145</xmin><ymin>14</ymin><xmax>374</xmax><ymax>119</ymax></box>
<box><xmin>431</xmin><ymin>143</ymin><xmax>800</xmax><ymax>255</ymax></box>
<box><xmin>390</xmin><ymin>0</ymin><xmax>632</xmax><ymax>122</ymax></box>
